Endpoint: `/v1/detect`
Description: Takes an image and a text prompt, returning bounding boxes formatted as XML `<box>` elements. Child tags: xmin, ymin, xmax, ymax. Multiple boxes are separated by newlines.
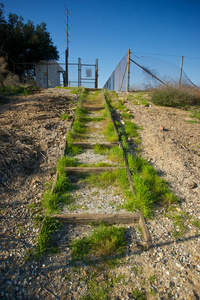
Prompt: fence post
<box><xmin>126</xmin><ymin>49</ymin><xmax>130</xmax><ymax>93</ymax></box>
<box><xmin>179</xmin><ymin>56</ymin><xmax>184</xmax><ymax>88</ymax></box>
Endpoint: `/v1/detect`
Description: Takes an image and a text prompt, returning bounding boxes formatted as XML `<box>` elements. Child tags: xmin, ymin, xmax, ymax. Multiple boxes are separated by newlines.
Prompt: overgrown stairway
<box><xmin>50</xmin><ymin>89</ymin><xmax>152</xmax><ymax>249</ymax></box>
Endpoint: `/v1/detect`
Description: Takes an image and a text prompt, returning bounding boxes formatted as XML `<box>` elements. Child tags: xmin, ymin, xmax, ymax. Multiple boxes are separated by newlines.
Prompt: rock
<box><xmin>160</xmin><ymin>126</ymin><xmax>164</xmax><ymax>131</ymax></box>
<box><xmin>188</xmin><ymin>182</ymin><xmax>197</xmax><ymax>189</ymax></box>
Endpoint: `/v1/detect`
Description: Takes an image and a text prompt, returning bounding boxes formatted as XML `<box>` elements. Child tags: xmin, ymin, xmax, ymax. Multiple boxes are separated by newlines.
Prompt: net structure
<box><xmin>104</xmin><ymin>50</ymin><xmax>199</xmax><ymax>92</ymax></box>
<box><xmin>103</xmin><ymin>52</ymin><xmax>129</xmax><ymax>92</ymax></box>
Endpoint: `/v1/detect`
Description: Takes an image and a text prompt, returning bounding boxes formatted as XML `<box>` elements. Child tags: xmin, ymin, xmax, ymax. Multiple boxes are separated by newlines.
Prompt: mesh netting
<box><xmin>130</xmin><ymin>53</ymin><xmax>197</xmax><ymax>90</ymax></box>
<box><xmin>103</xmin><ymin>53</ymin><xmax>128</xmax><ymax>92</ymax></box>
<box><xmin>103</xmin><ymin>51</ymin><xmax>198</xmax><ymax>92</ymax></box>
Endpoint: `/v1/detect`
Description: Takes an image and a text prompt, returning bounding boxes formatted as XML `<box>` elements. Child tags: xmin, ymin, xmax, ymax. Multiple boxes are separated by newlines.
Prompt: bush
<box><xmin>151</xmin><ymin>86</ymin><xmax>200</xmax><ymax>107</ymax></box>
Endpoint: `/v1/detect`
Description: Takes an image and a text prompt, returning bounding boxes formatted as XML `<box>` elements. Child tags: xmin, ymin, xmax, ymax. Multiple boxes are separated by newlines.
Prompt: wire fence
<box><xmin>103</xmin><ymin>50</ymin><xmax>200</xmax><ymax>92</ymax></box>
<box><xmin>103</xmin><ymin>52</ymin><xmax>129</xmax><ymax>92</ymax></box>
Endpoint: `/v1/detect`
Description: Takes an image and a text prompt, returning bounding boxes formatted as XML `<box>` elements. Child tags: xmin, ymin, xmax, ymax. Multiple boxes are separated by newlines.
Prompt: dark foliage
<box><xmin>0</xmin><ymin>3</ymin><xmax>59</xmax><ymax>77</ymax></box>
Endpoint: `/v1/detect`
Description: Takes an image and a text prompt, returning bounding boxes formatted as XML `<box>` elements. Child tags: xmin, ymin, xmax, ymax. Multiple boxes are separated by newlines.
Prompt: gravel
<box><xmin>0</xmin><ymin>89</ymin><xmax>200</xmax><ymax>299</ymax></box>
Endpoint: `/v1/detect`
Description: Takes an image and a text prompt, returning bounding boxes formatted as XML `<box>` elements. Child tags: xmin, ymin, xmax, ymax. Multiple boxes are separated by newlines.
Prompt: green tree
<box><xmin>0</xmin><ymin>3</ymin><xmax>59</xmax><ymax>78</ymax></box>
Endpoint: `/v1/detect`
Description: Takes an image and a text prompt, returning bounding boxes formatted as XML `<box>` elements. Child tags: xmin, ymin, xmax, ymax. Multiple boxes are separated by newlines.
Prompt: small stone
<box><xmin>83</xmin><ymin>270</ymin><xmax>87</xmax><ymax>277</ymax></box>
<box><xmin>189</xmin><ymin>182</ymin><xmax>197</xmax><ymax>189</ymax></box>
<box><xmin>194</xmin><ymin>256</ymin><xmax>199</xmax><ymax>261</ymax></box>
<box><xmin>160</xmin><ymin>126</ymin><xmax>164</xmax><ymax>131</ymax></box>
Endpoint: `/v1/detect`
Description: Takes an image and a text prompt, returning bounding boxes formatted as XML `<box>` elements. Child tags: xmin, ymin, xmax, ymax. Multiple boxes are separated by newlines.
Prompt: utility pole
<box><xmin>65</xmin><ymin>9</ymin><xmax>69</xmax><ymax>87</ymax></box>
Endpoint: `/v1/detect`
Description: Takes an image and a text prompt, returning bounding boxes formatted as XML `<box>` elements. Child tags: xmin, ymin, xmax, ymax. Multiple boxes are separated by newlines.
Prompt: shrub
<box><xmin>151</xmin><ymin>86</ymin><xmax>200</xmax><ymax>107</ymax></box>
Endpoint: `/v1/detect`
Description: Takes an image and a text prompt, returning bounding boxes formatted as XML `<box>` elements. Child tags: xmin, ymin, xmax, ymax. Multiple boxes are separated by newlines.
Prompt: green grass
<box><xmin>189</xmin><ymin>109</ymin><xmax>200</xmax><ymax>119</ymax></box>
<box><xmin>185</xmin><ymin>119</ymin><xmax>198</xmax><ymax>124</ymax></box>
<box><xmin>125</xmin><ymin>154</ymin><xmax>178</xmax><ymax>217</ymax></box>
<box><xmin>72</xmin><ymin>120</ymin><xmax>87</xmax><ymax>134</ymax></box>
<box><xmin>108</xmin><ymin>146</ymin><xmax>124</xmax><ymax>164</ymax></box>
<box><xmin>132</xmin><ymin>289</ymin><xmax>147</xmax><ymax>300</ymax></box>
<box><xmin>56</xmin><ymin>86</ymin><xmax>82</xmax><ymax>94</ymax></box>
<box><xmin>34</xmin><ymin>216</ymin><xmax>62</xmax><ymax>259</ymax></box>
<box><xmin>124</xmin><ymin>120</ymin><xmax>139</xmax><ymax>138</ymax></box>
<box><xmin>128</xmin><ymin>92</ymin><xmax>149</xmax><ymax>106</ymax></box>
<box><xmin>121</xmin><ymin>112</ymin><xmax>132</xmax><ymax>119</ymax></box>
<box><xmin>104</xmin><ymin>91</ymin><xmax>178</xmax><ymax>217</ymax></box>
<box><xmin>165</xmin><ymin>210</ymin><xmax>200</xmax><ymax>238</ymax></box>
<box><xmin>61</xmin><ymin>113</ymin><xmax>69</xmax><ymax>121</ymax></box>
<box><xmin>103</xmin><ymin>119</ymin><xmax>118</xmax><ymax>142</ymax></box>
<box><xmin>94</xmin><ymin>144</ymin><xmax>125</xmax><ymax>165</ymax></box>
<box><xmin>94</xmin><ymin>144</ymin><xmax>110</xmax><ymax>156</ymax></box>
<box><xmin>71</xmin><ymin>223</ymin><xmax>127</xmax><ymax>261</ymax></box>
<box><xmin>0</xmin><ymin>85</ymin><xmax>38</xmax><ymax>96</ymax></box>
<box><xmin>65</xmin><ymin>144</ymin><xmax>83</xmax><ymax>156</ymax></box>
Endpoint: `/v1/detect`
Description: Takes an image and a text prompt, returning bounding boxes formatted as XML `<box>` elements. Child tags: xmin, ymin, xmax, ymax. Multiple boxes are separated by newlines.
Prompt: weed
<box><xmin>67</xmin><ymin>204</ymin><xmax>77</xmax><ymax>211</ymax></box>
<box><xmin>166</xmin><ymin>213</ymin><xmax>187</xmax><ymax>238</ymax></box>
<box><xmin>57</xmin><ymin>156</ymin><xmax>79</xmax><ymax>170</ymax></box>
<box><xmin>137</xmin><ymin>225</ymin><xmax>143</xmax><ymax>236</ymax></box>
<box><xmin>0</xmin><ymin>85</ymin><xmax>35</xmax><ymax>96</ymax></box>
<box><xmin>185</xmin><ymin>120</ymin><xmax>198</xmax><ymax>124</ymax></box>
<box><xmin>34</xmin><ymin>216</ymin><xmax>61</xmax><ymax>259</ymax></box>
<box><xmin>71</xmin><ymin>223</ymin><xmax>127</xmax><ymax>260</ymax></box>
<box><xmin>121</xmin><ymin>112</ymin><xmax>132</xmax><ymax>119</ymax></box>
<box><xmin>108</xmin><ymin>146</ymin><xmax>124</xmax><ymax>164</ymax></box>
<box><xmin>148</xmin><ymin>274</ymin><xmax>156</xmax><ymax>283</ymax></box>
<box><xmin>124</xmin><ymin>120</ymin><xmax>139</xmax><ymax>138</ymax></box>
<box><xmin>65</xmin><ymin>144</ymin><xmax>83</xmax><ymax>156</ymax></box>
<box><xmin>80</xmin><ymin>274</ymin><xmax>112</xmax><ymax>300</ymax></box>
<box><xmin>56</xmin><ymin>86</ymin><xmax>82</xmax><ymax>94</ymax></box>
<box><xmin>94</xmin><ymin>144</ymin><xmax>110</xmax><ymax>156</ymax></box>
<box><xmin>103</xmin><ymin>119</ymin><xmax>118</xmax><ymax>142</ymax></box>
<box><xmin>131</xmin><ymin>288</ymin><xmax>146</xmax><ymax>300</ymax></box>
<box><xmin>61</xmin><ymin>113</ymin><xmax>69</xmax><ymax>121</ymax></box>
<box><xmin>189</xmin><ymin>109</ymin><xmax>200</xmax><ymax>119</ymax></box>
<box><xmin>151</xmin><ymin>86</ymin><xmax>200</xmax><ymax>107</ymax></box>
<box><xmin>190</xmin><ymin>218</ymin><xmax>200</xmax><ymax>229</ymax></box>
<box><xmin>72</xmin><ymin>120</ymin><xmax>86</xmax><ymax>134</ymax></box>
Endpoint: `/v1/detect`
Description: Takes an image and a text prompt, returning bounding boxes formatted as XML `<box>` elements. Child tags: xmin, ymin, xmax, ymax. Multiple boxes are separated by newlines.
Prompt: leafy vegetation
<box><xmin>61</xmin><ymin>113</ymin><xmax>69</xmax><ymax>121</ymax></box>
<box><xmin>0</xmin><ymin>3</ymin><xmax>58</xmax><ymax>77</ymax></box>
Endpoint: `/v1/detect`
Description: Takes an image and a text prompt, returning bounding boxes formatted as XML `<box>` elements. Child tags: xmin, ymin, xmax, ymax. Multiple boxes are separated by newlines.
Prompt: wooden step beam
<box><xmin>51</xmin><ymin>213</ymin><xmax>140</xmax><ymax>225</ymax></box>
<box><xmin>83</xmin><ymin>106</ymin><xmax>104</xmax><ymax>111</ymax></box>
<box><xmin>66</xmin><ymin>166</ymin><xmax>126</xmax><ymax>174</ymax></box>
<box><xmin>71</xmin><ymin>142</ymin><xmax>119</xmax><ymax>149</ymax></box>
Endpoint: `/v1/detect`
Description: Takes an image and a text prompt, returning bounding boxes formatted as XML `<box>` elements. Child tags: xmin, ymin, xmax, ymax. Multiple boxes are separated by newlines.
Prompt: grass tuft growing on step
<box><xmin>71</xmin><ymin>223</ymin><xmax>127</xmax><ymax>260</ymax></box>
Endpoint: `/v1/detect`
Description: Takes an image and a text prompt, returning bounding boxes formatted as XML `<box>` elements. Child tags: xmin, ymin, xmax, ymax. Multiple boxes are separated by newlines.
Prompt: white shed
<box><xmin>35</xmin><ymin>61</ymin><xmax>64</xmax><ymax>88</ymax></box>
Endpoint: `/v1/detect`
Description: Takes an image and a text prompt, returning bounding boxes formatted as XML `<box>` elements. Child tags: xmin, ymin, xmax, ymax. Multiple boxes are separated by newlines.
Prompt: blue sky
<box><xmin>2</xmin><ymin>0</ymin><xmax>200</xmax><ymax>87</ymax></box>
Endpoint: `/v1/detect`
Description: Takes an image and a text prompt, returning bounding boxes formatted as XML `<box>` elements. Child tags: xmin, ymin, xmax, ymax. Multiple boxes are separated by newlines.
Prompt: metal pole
<box><xmin>95</xmin><ymin>59</ymin><xmax>98</xmax><ymax>89</ymax></box>
<box><xmin>78</xmin><ymin>57</ymin><xmax>81</xmax><ymax>87</ymax></box>
<box><xmin>179</xmin><ymin>56</ymin><xmax>184</xmax><ymax>88</ymax></box>
<box><xmin>126</xmin><ymin>49</ymin><xmax>130</xmax><ymax>93</ymax></box>
<box><xmin>65</xmin><ymin>9</ymin><xmax>69</xmax><ymax>87</ymax></box>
